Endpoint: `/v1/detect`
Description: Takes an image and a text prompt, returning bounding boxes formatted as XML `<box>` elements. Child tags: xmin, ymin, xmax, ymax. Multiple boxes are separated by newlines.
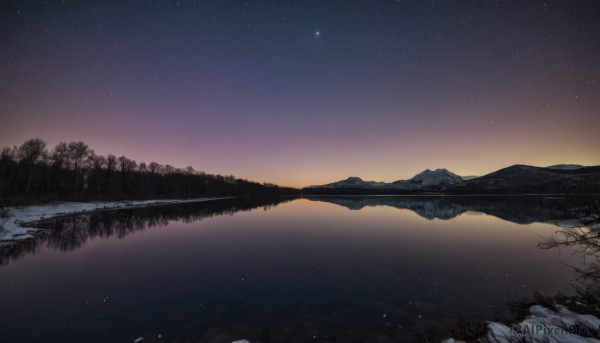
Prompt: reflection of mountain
<box><xmin>0</xmin><ymin>197</ymin><xmax>295</xmax><ymax>266</ymax></box>
<box><xmin>306</xmin><ymin>195</ymin><xmax>588</xmax><ymax>224</ymax></box>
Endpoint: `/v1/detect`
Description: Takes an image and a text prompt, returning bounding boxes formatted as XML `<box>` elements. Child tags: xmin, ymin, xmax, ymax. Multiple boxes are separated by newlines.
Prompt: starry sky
<box><xmin>1</xmin><ymin>0</ymin><xmax>599</xmax><ymax>187</ymax></box>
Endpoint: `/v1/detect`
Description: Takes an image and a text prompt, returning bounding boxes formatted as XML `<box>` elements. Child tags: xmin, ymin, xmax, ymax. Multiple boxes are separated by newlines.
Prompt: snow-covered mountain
<box><xmin>316</xmin><ymin>176</ymin><xmax>386</xmax><ymax>189</ymax></box>
<box><xmin>392</xmin><ymin>168</ymin><xmax>463</xmax><ymax>189</ymax></box>
<box><xmin>304</xmin><ymin>164</ymin><xmax>600</xmax><ymax>194</ymax></box>
<box><xmin>309</xmin><ymin>169</ymin><xmax>464</xmax><ymax>190</ymax></box>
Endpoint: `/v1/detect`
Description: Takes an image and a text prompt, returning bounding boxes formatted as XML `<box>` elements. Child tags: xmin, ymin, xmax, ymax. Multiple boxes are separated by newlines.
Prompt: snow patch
<box><xmin>443</xmin><ymin>304</ymin><xmax>600</xmax><ymax>343</ymax></box>
<box><xmin>0</xmin><ymin>197</ymin><xmax>231</xmax><ymax>243</ymax></box>
<box><xmin>399</xmin><ymin>168</ymin><xmax>463</xmax><ymax>187</ymax></box>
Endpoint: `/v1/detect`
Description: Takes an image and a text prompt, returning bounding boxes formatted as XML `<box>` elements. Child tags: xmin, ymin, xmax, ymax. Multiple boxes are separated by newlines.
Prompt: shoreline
<box><xmin>0</xmin><ymin>197</ymin><xmax>233</xmax><ymax>244</ymax></box>
<box><xmin>443</xmin><ymin>304</ymin><xmax>600</xmax><ymax>343</ymax></box>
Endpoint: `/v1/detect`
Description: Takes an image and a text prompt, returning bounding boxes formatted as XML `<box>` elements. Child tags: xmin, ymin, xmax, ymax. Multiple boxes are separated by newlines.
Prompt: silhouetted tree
<box><xmin>68</xmin><ymin>141</ymin><xmax>90</xmax><ymax>192</ymax></box>
<box><xmin>103</xmin><ymin>154</ymin><xmax>115</xmax><ymax>191</ymax></box>
<box><xmin>51</xmin><ymin>142</ymin><xmax>69</xmax><ymax>169</ymax></box>
<box><xmin>148</xmin><ymin>161</ymin><xmax>160</xmax><ymax>174</ymax></box>
<box><xmin>0</xmin><ymin>147</ymin><xmax>17</xmax><ymax>198</ymax></box>
<box><xmin>0</xmin><ymin>138</ymin><xmax>298</xmax><ymax>203</ymax></box>
<box><xmin>88</xmin><ymin>153</ymin><xmax>107</xmax><ymax>196</ymax></box>
<box><xmin>538</xmin><ymin>200</ymin><xmax>600</xmax><ymax>312</ymax></box>
<box><xmin>50</xmin><ymin>142</ymin><xmax>70</xmax><ymax>192</ymax></box>
<box><xmin>17</xmin><ymin>138</ymin><xmax>47</xmax><ymax>195</ymax></box>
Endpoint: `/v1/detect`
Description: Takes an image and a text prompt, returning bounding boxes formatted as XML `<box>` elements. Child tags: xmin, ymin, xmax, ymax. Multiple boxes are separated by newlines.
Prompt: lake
<box><xmin>0</xmin><ymin>196</ymin><xmax>586</xmax><ymax>342</ymax></box>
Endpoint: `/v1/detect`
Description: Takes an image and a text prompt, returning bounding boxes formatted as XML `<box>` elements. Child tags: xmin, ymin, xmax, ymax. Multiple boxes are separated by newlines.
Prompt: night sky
<box><xmin>1</xmin><ymin>1</ymin><xmax>599</xmax><ymax>187</ymax></box>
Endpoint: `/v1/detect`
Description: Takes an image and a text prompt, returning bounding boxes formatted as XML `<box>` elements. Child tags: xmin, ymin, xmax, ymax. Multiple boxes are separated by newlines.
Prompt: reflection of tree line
<box><xmin>0</xmin><ymin>197</ymin><xmax>295</xmax><ymax>266</ymax></box>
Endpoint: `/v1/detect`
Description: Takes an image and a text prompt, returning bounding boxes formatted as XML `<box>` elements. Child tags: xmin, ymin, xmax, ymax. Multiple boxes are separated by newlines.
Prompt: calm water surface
<box><xmin>0</xmin><ymin>197</ymin><xmax>584</xmax><ymax>342</ymax></box>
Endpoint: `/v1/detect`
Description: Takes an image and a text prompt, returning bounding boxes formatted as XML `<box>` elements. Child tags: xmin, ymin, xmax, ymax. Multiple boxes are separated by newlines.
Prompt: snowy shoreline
<box><xmin>0</xmin><ymin>197</ymin><xmax>232</xmax><ymax>244</ymax></box>
<box><xmin>442</xmin><ymin>304</ymin><xmax>600</xmax><ymax>343</ymax></box>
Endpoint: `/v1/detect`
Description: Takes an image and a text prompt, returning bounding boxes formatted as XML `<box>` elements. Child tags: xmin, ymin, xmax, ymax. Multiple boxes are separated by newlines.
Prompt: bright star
<box><xmin>315</xmin><ymin>31</ymin><xmax>320</xmax><ymax>37</ymax></box>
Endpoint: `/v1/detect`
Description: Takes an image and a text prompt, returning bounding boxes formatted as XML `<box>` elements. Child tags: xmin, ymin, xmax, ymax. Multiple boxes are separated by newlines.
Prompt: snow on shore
<box><xmin>443</xmin><ymin>304</ymin><xmax>600</xmax><ymax>343</ymax></box>
<box><xmin>0</xmin><ymin>197</ymin><xmax>231</xmax><ymax>243</ymax></box>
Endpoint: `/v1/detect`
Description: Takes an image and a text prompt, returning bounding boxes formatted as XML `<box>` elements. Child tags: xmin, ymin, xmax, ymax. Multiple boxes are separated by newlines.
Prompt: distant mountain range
<box><xmin>304</xmin><ymin>164</ymin><xmax>600</xmax><ymax>194</ymax></box>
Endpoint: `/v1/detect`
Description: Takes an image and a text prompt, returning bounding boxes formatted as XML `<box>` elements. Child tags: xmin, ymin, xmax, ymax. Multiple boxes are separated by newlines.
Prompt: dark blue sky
<box><xmin>2</xmin><ymin>0</ymin><xmax>599</xmax><ymax>186</ymax></box>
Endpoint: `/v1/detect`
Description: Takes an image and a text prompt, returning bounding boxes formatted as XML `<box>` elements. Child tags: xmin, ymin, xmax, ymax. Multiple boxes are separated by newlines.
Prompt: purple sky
<box><xmin>1</xmin><ymin>1</ymin><xmax>599</xmax><ymax>187</ymax></box>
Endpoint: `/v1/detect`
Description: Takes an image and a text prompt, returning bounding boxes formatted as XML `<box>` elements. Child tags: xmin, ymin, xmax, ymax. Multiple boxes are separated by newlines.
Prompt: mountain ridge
<box><xmin>304</xmin><ymin>164</ymin><xmax>600</xmax><ymax>194</ymax></box>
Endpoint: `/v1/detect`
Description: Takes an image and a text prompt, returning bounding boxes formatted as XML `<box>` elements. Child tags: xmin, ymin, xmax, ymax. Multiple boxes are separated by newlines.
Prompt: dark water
<box><xmin>0</xmin><ymin>196</ymin><xmax>586</xmax><ymax>342</ymax></box>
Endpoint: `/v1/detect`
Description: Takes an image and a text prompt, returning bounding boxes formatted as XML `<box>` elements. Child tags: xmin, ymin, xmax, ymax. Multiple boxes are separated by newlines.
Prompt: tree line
<box><xmin>0</xmin><ymin>138</ymin><xmax>298</xmax><ymax>203</ymax></box>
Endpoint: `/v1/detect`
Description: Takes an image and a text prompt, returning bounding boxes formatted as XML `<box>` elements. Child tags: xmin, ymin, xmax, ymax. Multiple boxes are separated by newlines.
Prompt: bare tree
<box><xmin>538</xmin><ymin>200</ymin><xmax>600</xmax><ymax>311</ymax></box>
<box><xmin>0</xmin><ymin>147</ymin><xmax>16</xmax><ymax>197</ymax></box>
<box><xmin>106</xmin><ymin>154</ymin><xmax>117</xmax><ymax>193</ymax></box>
<box><xmin>118</xmin><ymin>156</ymin><xmax>137</xmax><ymax>192</ymax></box>
<box><xmin>118</xmin><ymin>156</ymin><xmax>136</xmax><ymax>172</ymax></box>
<box><xmin>538</xmin><ymin>201</ymin><xmax>600</xmax><ymax>254</ymax></box>
<box><xmin>89</xmin><ymin>153</ymin><xmax>107</xmax><ymax>171</ymax></box>
<box><xmin>138</xmin><ymin>162</ymin><xmax>147</xmax><ymax>173</ymax></box>
<box><xmin>17</xmin><ymin>138</ymin><xmax>48</xmax><ymax>195</ymax></box>
<box><xmin>106</xmin><ymin>154</ymin><xmax>117</xmax><ymax>172</ymax></box>
<box><xmin>0</xmin><ymin>147</ymin><xmax>15</xmax><ymax>162</ymax></box>
<box><xmin>51</xmin><ymin>142</ymin><xmax>70</xmax><ymax>169</ymax></box>
<box><xmin>67</xmin><ymin>141</ymin><xmax>91</xmax><ymax>192</ymax></box>
<box><xmin>88</xmin><ymin>153</ymin><xmax>107</xmax><ymax>196</ymax></box>
<box><xmin>148</xmin><ymin>161</ymin><xmax>161</xmax><ymax>175</ymax></box>
<box><xmin>68</xmin><ymin>141</ymin><xmax>90</xmax><ymax>172</ymax></box>
<box><xmin>17</xmin><ymin>139</ymin><xmax>47</xmax><ymax>166</ymax></box>
<box><xmin>48</xmin><ymin>142</ymin><xmax>70</xmax><ymax>192</ymax></box>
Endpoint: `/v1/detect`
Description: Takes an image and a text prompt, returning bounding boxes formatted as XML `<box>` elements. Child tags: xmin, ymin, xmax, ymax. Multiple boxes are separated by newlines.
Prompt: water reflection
<box><xmin>536</xmin><ymin>199</ymin><xmax>600</xmax><ymax>313</ymax></box>
<box><xmin>306</xmin><ymin>195</ymin><xmax>581</xmax><ymax>224</ymax></box>
<box><xmin>0</xmin><ymin>197</ymin><xmax>295</xmax><ymax>265</ymax></box>
<box><xmin>0</xmin><ymin>196</ymin><xmax>591</xmax><ymax>343</ymax></box>
<box><xmin>0</xmin><ymin>196</ymin><xmax>584</xmax><ymax>266</ymax></box>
